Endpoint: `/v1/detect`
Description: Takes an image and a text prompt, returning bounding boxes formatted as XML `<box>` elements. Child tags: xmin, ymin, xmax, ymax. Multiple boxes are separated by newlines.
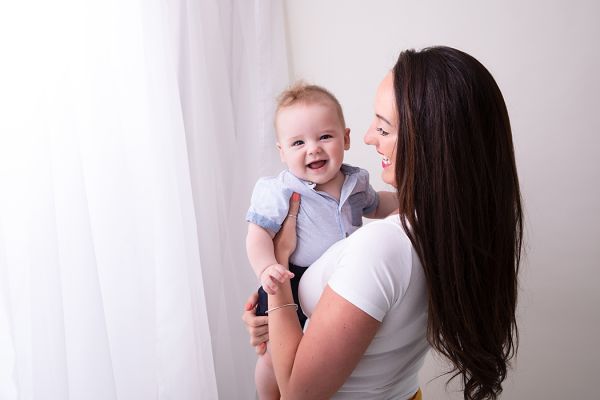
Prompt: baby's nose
<box><xmin>308</xmin><ymin>143</ymin><xmax>322</xmax><ymax>155</ymax></box>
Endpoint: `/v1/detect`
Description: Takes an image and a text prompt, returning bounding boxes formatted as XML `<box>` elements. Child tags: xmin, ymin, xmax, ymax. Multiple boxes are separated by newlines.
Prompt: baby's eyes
<box><xmin>290</xmin><ymin>134</ymin><xmax>332</xmax><ymax>146</ymax></box>
<box><xmin>375</xmin><ymin>127</ymin><xmax>390</xmax><ymax>136</ymax></box>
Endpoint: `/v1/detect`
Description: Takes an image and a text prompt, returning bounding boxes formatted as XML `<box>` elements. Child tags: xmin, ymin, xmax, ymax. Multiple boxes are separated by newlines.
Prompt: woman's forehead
<box><xmin>375</xmin><ymin>72</ymin><xmax>397</xmax><ymax>125</ymax></box>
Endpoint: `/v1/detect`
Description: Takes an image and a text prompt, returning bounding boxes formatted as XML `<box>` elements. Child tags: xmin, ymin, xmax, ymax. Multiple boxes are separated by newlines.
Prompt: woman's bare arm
<box><xmin>268</xmin><ymin>194</ymin><xmax>381</xmax><ymax>398</ymax></box>
<box><xmin>270</xmin><ymin>285</ymin><xmax>380</xmax><ymax>399</ymax></box>
<box><xmin>365</xmin><ymin>190</ymin><xmax>398</xmax><ymax>219</ymax></box>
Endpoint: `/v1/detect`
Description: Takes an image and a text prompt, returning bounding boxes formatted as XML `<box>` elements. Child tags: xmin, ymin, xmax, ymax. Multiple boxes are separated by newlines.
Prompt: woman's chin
<box><xmin>382</xmin><ymin>171</ymin><xmax>396</xmax><ymax>187</ymax></box>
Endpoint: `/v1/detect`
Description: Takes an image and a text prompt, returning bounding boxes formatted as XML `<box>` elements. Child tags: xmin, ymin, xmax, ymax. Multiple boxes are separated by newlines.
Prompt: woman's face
<box><xmin>364</xmin><ymin>72</ymin><xmax>399</xmax><ymax>187</ymax></box>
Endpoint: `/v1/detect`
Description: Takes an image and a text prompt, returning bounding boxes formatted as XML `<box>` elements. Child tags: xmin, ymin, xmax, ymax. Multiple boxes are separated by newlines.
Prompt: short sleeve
<box><xmin>353</xmin><ymin>168</ymin><xmax>378</xmax><ymax>215</ymax></box>
<box><xmin>362</xmin><ymin>183</ymin><xmax>379</xmax><ymax>215</ymax></box>
<box><xmin>327</xmin><ymin>221</ymin><xmax>412</xmax><ymax>321</ymax></box>
<box><xmin>246</xmin><ymin>177</ymin><xmax>293</xmax><ymax>233</ymax></box>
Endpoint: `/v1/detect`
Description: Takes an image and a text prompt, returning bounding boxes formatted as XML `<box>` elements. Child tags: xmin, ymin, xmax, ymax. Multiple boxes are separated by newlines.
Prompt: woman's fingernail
<box><xmin>292</xmin><ymin>192</ymin><xmax>300</xmax><ymax>201</ymax></box>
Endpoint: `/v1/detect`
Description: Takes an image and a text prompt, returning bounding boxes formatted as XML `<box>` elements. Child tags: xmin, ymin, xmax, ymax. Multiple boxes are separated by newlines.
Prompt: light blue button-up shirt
<box><xmin>246</xmin><ymin>164</ymin><xmax>379</xmax><ymax>267</ymax></box>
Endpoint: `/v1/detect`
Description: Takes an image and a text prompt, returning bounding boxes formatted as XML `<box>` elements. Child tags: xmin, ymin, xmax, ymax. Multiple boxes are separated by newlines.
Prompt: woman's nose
<box><xmin>364</xmin><ymin>128</ymin><xmax>376</xmax><ymax>145</ymax></box>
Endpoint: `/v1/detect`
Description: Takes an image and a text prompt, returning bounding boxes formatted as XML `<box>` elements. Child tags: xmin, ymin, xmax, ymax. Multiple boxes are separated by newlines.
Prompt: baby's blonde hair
<box><xmin>275</xmin><ymin>81</ymin><xmax>346</xmax><ymax>129</ymax></box>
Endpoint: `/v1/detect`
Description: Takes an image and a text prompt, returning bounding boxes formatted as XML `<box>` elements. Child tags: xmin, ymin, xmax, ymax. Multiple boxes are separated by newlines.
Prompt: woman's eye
<box><xmin>320</xmin><ymin>134</ymin><xmax>332</xmax><ymax>140</ymax></box>
<box><xmin>291</xmin><ymin>140</ymin><xmax>304</xmax><ymax>146</ymax></box>
<box><xmin>375</xmin><ymin>127</ymin><xmax>390</xmax><ymax>136</ymax></box>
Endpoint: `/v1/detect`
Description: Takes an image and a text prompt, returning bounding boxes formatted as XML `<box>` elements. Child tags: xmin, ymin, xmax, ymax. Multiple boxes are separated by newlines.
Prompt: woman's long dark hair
<box><xmin>393</xmin><ymin>46</ymin><xmax>523</xmax><ymax>400</ymax></box>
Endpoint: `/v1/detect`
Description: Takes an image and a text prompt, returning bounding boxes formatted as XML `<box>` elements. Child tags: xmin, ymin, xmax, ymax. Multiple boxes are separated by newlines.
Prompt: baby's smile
<box><xmin>307</xmin><ymin>160</ymin><xmax>327</xmax><ymax>169</ymax></box>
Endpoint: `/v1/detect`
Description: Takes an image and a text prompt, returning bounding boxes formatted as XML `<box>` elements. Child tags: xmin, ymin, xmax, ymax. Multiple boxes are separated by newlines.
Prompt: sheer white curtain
<box><xmin>0</xmin><ymin>0</ymin><xmax>288</xmax><ymax>399</ymax></box>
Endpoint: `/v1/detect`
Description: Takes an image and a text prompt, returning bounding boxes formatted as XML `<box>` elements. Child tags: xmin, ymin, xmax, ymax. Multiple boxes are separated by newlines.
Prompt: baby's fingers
<box><xmin>271</xmin><ymin>264</ymin><xmax>295</xmax><ymax>283</ymax></box>
<box><xmin>263</xmin><ymin>282</ymin><xmax>277</xmax><ymax>295</ymax></box>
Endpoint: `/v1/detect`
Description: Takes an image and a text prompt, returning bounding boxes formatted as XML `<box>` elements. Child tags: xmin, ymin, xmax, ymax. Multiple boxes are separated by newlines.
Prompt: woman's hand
<box><xmin>242</xmin><ymin>193</ymin><xmax>300</xmax><ymax>355</ymax></box>
<box><xmin>242</xmin><ymin>292</ymin><xmax>269</xmax><ymax>355</ymax></box>
<box><xmin>274</xmin><ymin>192</ymin><xmax>301</xmax><ymax>264</ymax></box>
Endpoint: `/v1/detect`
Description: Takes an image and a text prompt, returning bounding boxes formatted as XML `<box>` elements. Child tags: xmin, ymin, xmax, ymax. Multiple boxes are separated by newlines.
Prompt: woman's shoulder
<box><xmin>341</xmin><ymin>215</ymin><xmax>416</xmax><ymax>277</ymax></box>
<box><xmin>336</xmin><ymin>215</ymin><xmax>416</xmax><ymax>281</ymax></box>
<box><xmin>346</xmin><ymin>215</ymin><xmax>412</xmax><ymax>252</ymax></box>
<box><xmin>325</xmin><ymin>214</ymin><xmax>418</xmax><ymax>321</ymax></box>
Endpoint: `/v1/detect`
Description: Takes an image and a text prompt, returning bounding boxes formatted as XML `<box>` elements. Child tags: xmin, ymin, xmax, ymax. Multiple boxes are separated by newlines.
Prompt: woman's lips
<box><xmin>382</xmin><ymin>157</ymin><xmax>392</xmax><ymax>168</ymax></box>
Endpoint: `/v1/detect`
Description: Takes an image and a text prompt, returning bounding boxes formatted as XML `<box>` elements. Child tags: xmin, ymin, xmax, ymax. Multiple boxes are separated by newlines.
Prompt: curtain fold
<box><xmin>174</xmin><ymin>0</ymin><xmax>289</xmax><ymax>397</ymax></box>
<box><xmin>0</xmin><ymin>0</ymin><xmax>288</xmax><ymax>398</ymax></box>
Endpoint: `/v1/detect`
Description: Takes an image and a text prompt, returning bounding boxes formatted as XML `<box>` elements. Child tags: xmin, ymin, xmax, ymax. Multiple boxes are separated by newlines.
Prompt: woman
<box><xmin>243</xmin><ymin>46</ymin><xmax>523</xmax><ymax>400</ymax></box>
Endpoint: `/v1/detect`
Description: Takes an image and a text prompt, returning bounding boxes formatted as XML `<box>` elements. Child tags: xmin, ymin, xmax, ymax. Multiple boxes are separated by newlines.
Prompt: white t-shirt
<box><xmin>299</xmin><ymin>214</ymin><xmax>429</xmax><ymax>399</ymax></box>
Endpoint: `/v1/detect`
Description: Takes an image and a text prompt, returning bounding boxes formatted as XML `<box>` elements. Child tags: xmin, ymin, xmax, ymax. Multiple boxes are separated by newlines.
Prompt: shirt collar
<box><xmin>284</xmin><ymin>164</ymin><xmax>359</xmax><ymax>192</ymax></box>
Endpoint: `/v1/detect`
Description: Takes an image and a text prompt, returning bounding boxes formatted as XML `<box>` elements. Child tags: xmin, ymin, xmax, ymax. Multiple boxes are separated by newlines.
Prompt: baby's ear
<box><xmin>344</xmin><ymin>128</ymin><xmax>351</xmax><ymax>150</ymax></box>
<box><xmin>276</xmin><ymin>142</ymin><xmax>285</xmax><ymax>162</ymax></box>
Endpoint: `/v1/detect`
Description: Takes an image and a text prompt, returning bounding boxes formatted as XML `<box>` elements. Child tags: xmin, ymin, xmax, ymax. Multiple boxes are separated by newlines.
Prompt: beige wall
<box><xmin>283</xmin><ymin>1</ymin><xmax>600</xmax><ymax>398</ymax></box>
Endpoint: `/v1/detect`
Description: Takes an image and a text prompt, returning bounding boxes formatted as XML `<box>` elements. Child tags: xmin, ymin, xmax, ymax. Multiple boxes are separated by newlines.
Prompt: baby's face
<box><xmin>276</xmin><ymin>102</ymin><xmax>349</xmax><ymax>186</ymax></box>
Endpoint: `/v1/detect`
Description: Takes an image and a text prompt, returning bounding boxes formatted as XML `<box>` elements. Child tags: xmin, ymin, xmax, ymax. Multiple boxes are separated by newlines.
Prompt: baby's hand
<box><xmin>260</xmin><ymin>264</ymin><xmax>294</xmax><ymax>295</ymax></box>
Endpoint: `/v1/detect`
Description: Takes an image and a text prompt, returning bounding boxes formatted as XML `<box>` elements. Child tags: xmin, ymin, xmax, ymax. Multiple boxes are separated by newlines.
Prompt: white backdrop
<box><xmin>2</xmin><ymin>0</ymin><xmax>598</xmax><ymax>398</ymax></box>
<box><xmin>282</xmin><ymin>0</ymin><xmax>600</xmax><ymax>398</ymax></box>
<box><xmin>0</xmin><ymin>0</ymin><xmax>288</xmax><ymax>398</ymax></box>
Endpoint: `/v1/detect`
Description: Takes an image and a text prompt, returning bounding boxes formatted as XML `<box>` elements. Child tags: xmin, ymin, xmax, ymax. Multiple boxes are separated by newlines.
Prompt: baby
<box><xmin>245</xmin><ymin>82</ymin><xmax>396</xmax><ymax>399</ymax></box>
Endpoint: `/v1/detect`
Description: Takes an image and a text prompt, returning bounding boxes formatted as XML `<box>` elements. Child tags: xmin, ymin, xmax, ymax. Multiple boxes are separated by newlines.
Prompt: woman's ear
<box><xmin>344</xmin><ymin>128</ymin><xmax>351</xmax><ymax>150</ymax></box>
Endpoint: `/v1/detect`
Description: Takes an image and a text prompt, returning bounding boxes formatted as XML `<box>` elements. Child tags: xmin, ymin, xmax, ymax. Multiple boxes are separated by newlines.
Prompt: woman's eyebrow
<box><xmin>376</xmin><ymin>113</ymin><xmax>392</xmax><ymax>126</ymax></box>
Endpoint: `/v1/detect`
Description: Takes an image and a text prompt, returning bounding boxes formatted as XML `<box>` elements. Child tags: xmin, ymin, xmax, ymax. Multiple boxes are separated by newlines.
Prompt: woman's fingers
<box><xmin>243</xmin><ymin>311</ymin><xmax>268</xmax><ymax>328</ymax></box>
<box><xmin>249</xmin><ymin>324</ymin><xmax>269</xmax><ymax>340</ymax></box>
<box><xmin>247</xmin><ymin>319</ymin><xmax>269</xmax><ymax>347</ymax></box>
<box><xmin>273</xmin><ymin>193</ymin><xmax>301</xmax><ymax>259</ymax></box>
<box><xmin>288</xmin><ymin>192</ymin><xmax>301</xmax><ymax>217</ymax></box>
<box><xmin>244</xmin><ymin>292</ymin><xmax>259</xmax><ymax>311</ymax></box>
<box><xmin>241</xmin><ymin>295</ymin><xmax>270</xmax><ymax>351</ymax></box>
<box><xmin>251</xmin><ymin>331</ymin><xmax>269</xmax><ymax>347</ymax></box>
<box><xmin>242</xmin><ymin>297</ymin><xmax>268</xmax><ymax>331</ymax></box>
<box><xmin>281</xmin><ymin>193</ymin><xmax>300</xmax><ymax>230</ymax></box>
<box><xmin>256</xmin><ymin>342</ymin><xmax>267</xmax><ymax>355</ymax></box>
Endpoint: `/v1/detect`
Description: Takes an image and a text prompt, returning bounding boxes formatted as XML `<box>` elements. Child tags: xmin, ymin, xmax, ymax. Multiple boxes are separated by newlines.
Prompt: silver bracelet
<box><xmin>287</xmin><ymin>214</ymin><xmax>297</xmax><ymax>218</ymax></box>
<box><xmin>266</xmin><ymin>303</ymin><xmax>298</xmax><ymax>314</ymax></box>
